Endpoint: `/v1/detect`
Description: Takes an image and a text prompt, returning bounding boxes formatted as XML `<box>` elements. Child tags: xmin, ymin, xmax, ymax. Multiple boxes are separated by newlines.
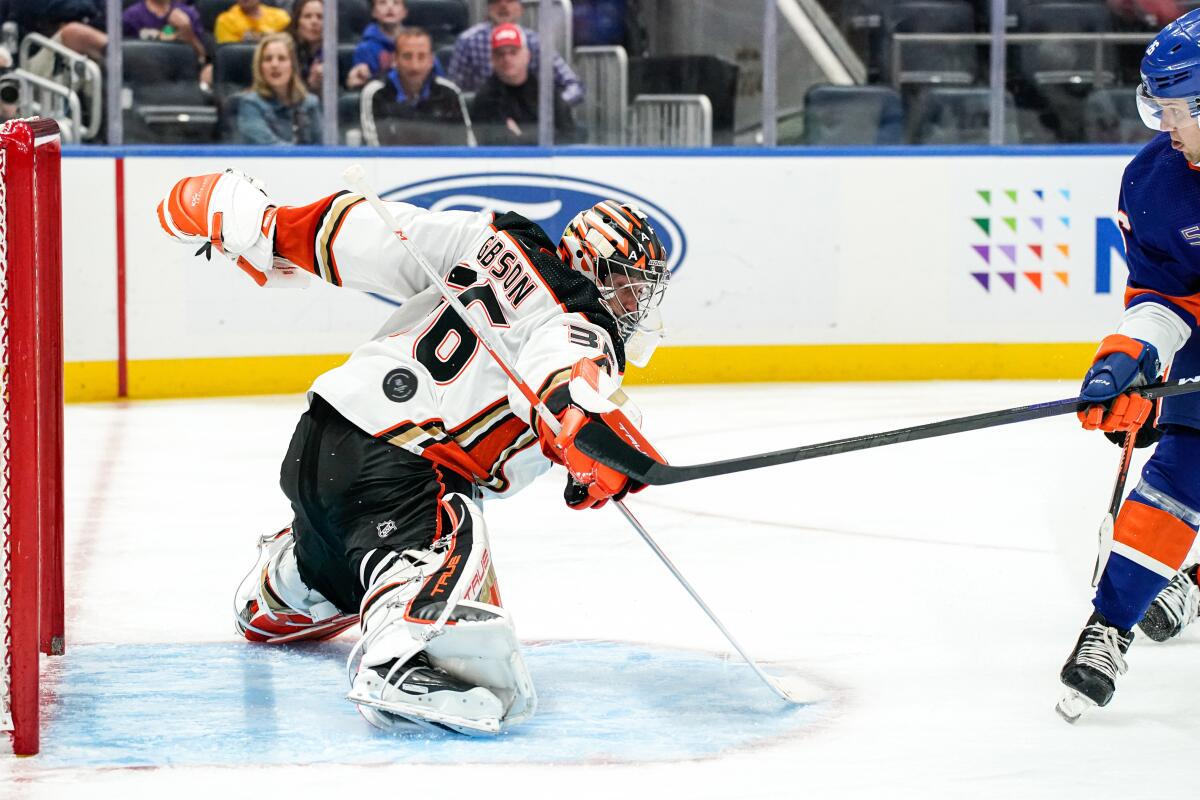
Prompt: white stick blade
<box><xmin>766</xmin><ymin>673</ymin><xmax>827</xmax><ymax>705</ymax></box>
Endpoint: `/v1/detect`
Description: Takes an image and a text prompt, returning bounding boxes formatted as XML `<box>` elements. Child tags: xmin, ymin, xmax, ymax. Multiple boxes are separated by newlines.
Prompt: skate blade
<box><xmin>346</xmin><ymin>687</ymin><xmax>502</xmax><ymax>736</ymax></box>
<box><xmin>1055</xmin><ymin>688</ymin><xmax>1095</xmax><ymax>724</ymax></box>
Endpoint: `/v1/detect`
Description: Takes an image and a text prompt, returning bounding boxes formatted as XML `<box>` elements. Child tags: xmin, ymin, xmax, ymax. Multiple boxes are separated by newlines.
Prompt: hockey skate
<box><xmin>1138</xmin><ymin>565</ymin><xmax>1200</xmax><ymax>642</ymax></box>
<box><xmin>234</xmin><ymin>527</ymin><xmax>359</xmax><ymax>643</ymax></box>
<box><xmin>348</xmin><ymin>650</ymin><xmax>506</xmax><ymax>736</ymax></box>
<box><xmin>1056</xmin><ymin>611</ymin><xmax>1133</xmax><ymax>724</ymax></box>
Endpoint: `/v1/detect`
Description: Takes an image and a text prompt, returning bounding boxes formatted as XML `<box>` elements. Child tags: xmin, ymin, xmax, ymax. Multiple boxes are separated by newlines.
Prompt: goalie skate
<box><xmin>347</xmin><ymin>651</ymin><xmax>504</xmax><ymax>736</ymax></box>
<box><xmin>234</xmin><ymin>527</ymin><xmax>358</xmax><ymax>643</ymax></box>
<box><xmin>1138</xmin><ymin>565</ymin><xmax>1200</xmax><ymax>642</ymax></box>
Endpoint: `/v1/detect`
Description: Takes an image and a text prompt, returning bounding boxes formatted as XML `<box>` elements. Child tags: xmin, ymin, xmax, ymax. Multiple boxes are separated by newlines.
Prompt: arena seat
<box><xmin>882</xmin><ymin>1</ymin><xmax>977</xmax><ymax>86</ymax></box>
<box><xmin>628</xmin><ymin>55</ymin><xmax>738</xmax><ymax>145</ymax></box>
<box><xmin>908</xmin><ymin>86</ymin><xmax>1019</xmax><ymax>144</ymax></box>
<box><xmin>802</xmin><ymin>84</ymin><xmax>904</xmax><ymax>145</ymax></box>
<box><xmin>1085</xmin><ymin>86</ymin><xmax>1156</xmax><ymax>144</ymax></box>
<box><xmin>121</xmin><ymin>41</ymin><xmax>216</xmax><ymax>143</ymax></box>
<box><xmin>1017</xmin><ymin>2</ymin><xmax>1113</xmax><ymax>86</ymax></box>
<box><xmin>213</xmin><ymin>42</ymin><xmax>257</xmax><ymax>100</ymax></box>
<box><xmin>406</xmin><ymin>0</ymin><xmax>470</xmax><ymax>48</ymax></box>
<box><xmin>338</xmin><ymin>0</ymin><xmax>373</xmax><ymax>42</ymax></box>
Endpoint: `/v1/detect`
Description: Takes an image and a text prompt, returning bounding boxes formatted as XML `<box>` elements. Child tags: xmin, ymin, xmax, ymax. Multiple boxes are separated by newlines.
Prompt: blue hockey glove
<box><xmin>1078</xmin><ymin>334</ymin><xmax>1160</xmax><ymax>432</ymax></box>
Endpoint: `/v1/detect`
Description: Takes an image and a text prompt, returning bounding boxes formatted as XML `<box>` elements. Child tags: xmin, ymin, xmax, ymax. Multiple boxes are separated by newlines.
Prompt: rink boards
<box><xmin>60</xmin><ymin>146</ymin><xmax>1142</xmax><ymax>400</ymax></box>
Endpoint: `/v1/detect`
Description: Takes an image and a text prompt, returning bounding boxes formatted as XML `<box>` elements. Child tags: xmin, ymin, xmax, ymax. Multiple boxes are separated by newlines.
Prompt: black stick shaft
<box><xmin>577</xmin><ymin>377</ymin><xmax>1200</xmax><ymax>486</ymax></box>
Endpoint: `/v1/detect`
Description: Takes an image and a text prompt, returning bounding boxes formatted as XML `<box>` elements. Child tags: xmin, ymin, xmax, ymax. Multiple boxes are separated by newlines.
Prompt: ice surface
<box><xmin>34</xmin><ymin>640</ymin><xmax>827</xmax><ymax>769</ymax></box>
<box><xmin>5</xmin><ymin>381</ymin><xmax>1200</xmax><ymax>799</ymax></box>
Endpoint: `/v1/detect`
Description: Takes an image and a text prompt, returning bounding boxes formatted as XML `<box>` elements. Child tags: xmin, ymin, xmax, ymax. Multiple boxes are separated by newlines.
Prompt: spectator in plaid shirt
<box><xmin>448</xmin><ymin>0</ymin><xmax>583</xmax><ymax>105</ymax></box>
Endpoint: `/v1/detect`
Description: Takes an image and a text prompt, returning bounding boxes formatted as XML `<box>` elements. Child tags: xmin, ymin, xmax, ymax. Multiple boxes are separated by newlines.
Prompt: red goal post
<box><xmin>0</xmin><ymin>117</ymin><xmax>65</xmax><ymax>757</ymax></box>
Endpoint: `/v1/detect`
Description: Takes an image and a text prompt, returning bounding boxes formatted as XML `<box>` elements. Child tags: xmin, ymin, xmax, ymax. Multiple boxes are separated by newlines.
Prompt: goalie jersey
<box><xmin>270</xmin><ymin>192</ymin><xmax>625</xmax><ymax>496</ymax></box>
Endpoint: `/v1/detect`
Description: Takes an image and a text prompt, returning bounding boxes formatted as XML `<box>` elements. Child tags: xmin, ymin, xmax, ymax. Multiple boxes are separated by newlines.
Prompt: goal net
<box><xmin>0</xmin><ymin>117</ymin><xmax>65</xmax><ymax>757</ymax></box>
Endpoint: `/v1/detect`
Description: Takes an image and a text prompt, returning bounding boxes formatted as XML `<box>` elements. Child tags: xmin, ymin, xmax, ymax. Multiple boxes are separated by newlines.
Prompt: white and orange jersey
<box><xmin>272</xmin><ymin>192</ymin><xmax>624</xmax><ymax>497</ymax></box>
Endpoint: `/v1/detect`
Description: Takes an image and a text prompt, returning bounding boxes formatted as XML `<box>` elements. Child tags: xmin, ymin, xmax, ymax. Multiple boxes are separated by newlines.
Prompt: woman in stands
<box><xmin>236</xmin><ymin>32</ymin><xmax>321</xmax><ymax>145</ymax></box>
<box><xmin>288</xmin><ymin>0</ymin><xmax>324</xmax><ymax>94</ymax></box>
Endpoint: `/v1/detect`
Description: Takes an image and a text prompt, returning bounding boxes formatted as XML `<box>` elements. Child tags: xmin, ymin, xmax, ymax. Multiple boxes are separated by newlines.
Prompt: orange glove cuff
<box><xmin>1093</xmin><ymin>334</ymin><xmax>1144</xmax><ymax>362</ymax></box>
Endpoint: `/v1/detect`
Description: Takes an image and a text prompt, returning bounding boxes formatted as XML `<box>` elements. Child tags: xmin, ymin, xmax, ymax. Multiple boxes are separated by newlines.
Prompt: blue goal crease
<box><xmin>31</xmin><ymin>640</ymin><xmax>828</xmax><ymax>769</ymax></box>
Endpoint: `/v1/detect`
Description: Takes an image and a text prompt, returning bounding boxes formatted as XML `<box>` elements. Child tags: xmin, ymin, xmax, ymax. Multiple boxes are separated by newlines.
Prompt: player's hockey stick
<box><xmin>573</xmin><ymin>377</ymin><xmax>1200</xmax><ymax>486</ymax></box>
<box><xmin>341</xmin><ymin>166</ymin><xmax>812</xmax><ymax>706</ymax></box>
<box><xmin>1092</xmin><ymin>428</ymin><xmax>1138</xmax><ymax>587</ymax></box>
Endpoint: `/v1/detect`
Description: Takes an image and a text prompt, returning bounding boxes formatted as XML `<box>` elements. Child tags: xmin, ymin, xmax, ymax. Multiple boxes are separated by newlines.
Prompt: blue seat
<box><xmin>802</xmin><ymin>84</ymin><xmax>904</xmax><ymax>145</ymax></box>
<box><xmin>908</xmin><ymin>87</ymin><xmax>1019</xmax><ymax>144</ymax></box>
<box><xmin>1085</xmin><ymin>86</ymin><xmax>1156</xmax><ymax>144</ymax></box>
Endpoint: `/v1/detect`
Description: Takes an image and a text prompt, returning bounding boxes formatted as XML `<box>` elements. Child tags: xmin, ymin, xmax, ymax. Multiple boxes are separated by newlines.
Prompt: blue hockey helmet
<box><xmin>1138</xmin><ymin>8</ymin><xmax>1200</xmax><ymax>129</ymax></box>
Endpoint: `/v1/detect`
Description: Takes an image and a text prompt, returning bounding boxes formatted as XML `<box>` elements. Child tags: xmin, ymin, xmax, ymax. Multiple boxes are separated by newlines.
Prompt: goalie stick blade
<box><xmin>765</xmin><ymin>673</ymin><xmax>827</xmax><ymax>705</ymax></box>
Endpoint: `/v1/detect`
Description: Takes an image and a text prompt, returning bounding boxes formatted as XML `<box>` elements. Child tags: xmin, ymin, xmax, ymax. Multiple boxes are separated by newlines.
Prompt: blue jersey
<box><xmin>1119</xmin><ymin>133</ymin><xmax>1200</xmax><ymax>429</ymax></box>
<box><xmin>1119</xmin><ymin>133</ymin><xmax>1200</xmax><ymax>327</ymax></box>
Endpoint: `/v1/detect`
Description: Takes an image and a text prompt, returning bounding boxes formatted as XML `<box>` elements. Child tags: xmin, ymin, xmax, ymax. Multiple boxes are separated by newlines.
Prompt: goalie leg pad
<box><xmin>345</xmin><ymin>493</ymin><xmax>536</xmax><ymax>734</ymax></box>
<box><xmin>234</xmin><ymin>526</ymin><xmax>359</xmax><ymax>643</ymax></box>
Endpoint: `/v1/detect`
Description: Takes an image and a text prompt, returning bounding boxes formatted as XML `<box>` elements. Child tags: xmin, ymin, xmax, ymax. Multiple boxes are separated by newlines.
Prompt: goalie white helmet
<box><xmin>558</xmin><ymin>200</ymin><xmax>670</xmax><ymax>367</ymax></box>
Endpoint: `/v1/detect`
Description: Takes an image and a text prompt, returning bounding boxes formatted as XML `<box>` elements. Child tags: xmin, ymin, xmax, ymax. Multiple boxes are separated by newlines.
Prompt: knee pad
<box><xmin>349</xmin><ymin>494</ymin><xmax>536</xmax><ymax>727</ymax></box>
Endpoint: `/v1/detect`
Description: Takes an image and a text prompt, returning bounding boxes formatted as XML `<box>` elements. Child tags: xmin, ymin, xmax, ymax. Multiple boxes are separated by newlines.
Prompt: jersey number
<box><xmin>415</xmin><ymin>283</ymin><xmax>509</xmax><ymax>383</ymax></box>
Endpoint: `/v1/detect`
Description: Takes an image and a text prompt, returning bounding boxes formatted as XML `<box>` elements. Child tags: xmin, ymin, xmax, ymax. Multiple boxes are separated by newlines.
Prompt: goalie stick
<box><xmin>573</xmin><ymin>377</ymin><xmax>1200</xmax><ymax>486</ymax></box>
<box><xmin>340</xmin><ymin>166</ymin><xmax>813</xmax><ymax>706</ymax></box>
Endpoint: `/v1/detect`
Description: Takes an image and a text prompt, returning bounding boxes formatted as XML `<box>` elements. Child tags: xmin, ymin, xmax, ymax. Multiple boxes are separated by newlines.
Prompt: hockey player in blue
<box><xmin>1056</xmin><ymin>8</ymin><xmax>1200</xmax><ymax>723</ymax></box>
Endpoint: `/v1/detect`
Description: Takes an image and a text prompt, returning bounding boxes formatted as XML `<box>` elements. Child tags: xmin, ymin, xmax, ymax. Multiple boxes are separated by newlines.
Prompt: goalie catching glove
<box><xmin>537</xmin><ymin>359</ymin><xmax>664</xmax><ymax>510</ymax></box>
<box><xmin>156</xmin><ymin>170</ymin><xmax>306</xmax><ymax>288</ymax></box>
<box><xmin>1078</xmin><ymin>334</ymin><xmax>1161</xmax><ymax>433</ymax></box>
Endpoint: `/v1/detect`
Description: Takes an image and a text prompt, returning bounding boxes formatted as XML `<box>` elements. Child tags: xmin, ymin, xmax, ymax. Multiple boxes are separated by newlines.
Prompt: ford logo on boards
<box><xmin>380</xmin><ymin>172</ymin><xmax>687</xmax><ymax>274</ymax></box>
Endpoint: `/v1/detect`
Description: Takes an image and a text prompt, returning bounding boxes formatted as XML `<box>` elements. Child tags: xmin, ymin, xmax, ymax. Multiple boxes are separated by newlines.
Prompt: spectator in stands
<box><xmin>1107</xmin><ymin>0</ymin><xmax>1180</xmax><ymax>29</ymax></box>
<box><xmin>10</xmin><ymin>0</ymin><xmax>107</xmax><ymax>62</ymax></box>
<box><xmin>346</xmin><ymin>0</ymin><xmax>407</xmax><ymax>89</ymax></box>
<box><xmin>288</xmin><ymin>0</ymin><xmax>324</xmax><ymax>92</ymax></box>
<box><xmin>236</xmin><ymin>32</ymin><xmax>321</xmax><ymax>144</ymax></box>
<box><xmin>362</xmin><ymin>26</ymin><xmax>469</xmax><ymax>146</ymax></box>
<box><xmin>470</xmin><ymin>23</ymin><xmax>577</xmax><ymax>146</ymax></box>
<box><xmin>215</xmin><ymin>0</ymin><xmax>290</xmax><ymax>45</ymax></box>
<box><xmin>449</xmin><ymin>0</ymin><xmax>583</xmax><ymax>105</ymax></box>
<box><xmin>123</xmin><ymin>1</ymin><xmax>213</xmax><ymax>87</ymax></box>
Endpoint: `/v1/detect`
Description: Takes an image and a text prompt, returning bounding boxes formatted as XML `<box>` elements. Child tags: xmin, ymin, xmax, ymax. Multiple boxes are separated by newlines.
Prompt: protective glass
<box><xmin>1136</xmin><ymin>84</ymin><xmax>1200</xmax><ymax>131</ymax></box>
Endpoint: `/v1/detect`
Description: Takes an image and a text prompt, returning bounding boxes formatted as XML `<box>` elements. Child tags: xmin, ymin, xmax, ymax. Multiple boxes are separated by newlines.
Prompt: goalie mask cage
<box><xmin>0</xmin><ymin>118</ymin><xmax>65</xmax><ymax>757</ymax></box>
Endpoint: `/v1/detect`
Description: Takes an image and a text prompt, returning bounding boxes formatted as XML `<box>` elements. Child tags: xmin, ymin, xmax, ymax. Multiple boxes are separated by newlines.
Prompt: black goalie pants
<box><xmin>279</xmin><ymin>393</ymin><xmax>476</xmax><ymax>614</ymax></box>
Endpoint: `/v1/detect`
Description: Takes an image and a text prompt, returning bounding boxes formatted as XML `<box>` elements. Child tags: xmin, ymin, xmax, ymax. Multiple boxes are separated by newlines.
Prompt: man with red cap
<box><xmin>448</xmin><ymin>0</ymin><xmax>582</xmax><ymax>104</ymax></box>
<box><xmin>469</xmin><ymin>22</ymin><xmax>579</xmax><ymax>146</ymax></box>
